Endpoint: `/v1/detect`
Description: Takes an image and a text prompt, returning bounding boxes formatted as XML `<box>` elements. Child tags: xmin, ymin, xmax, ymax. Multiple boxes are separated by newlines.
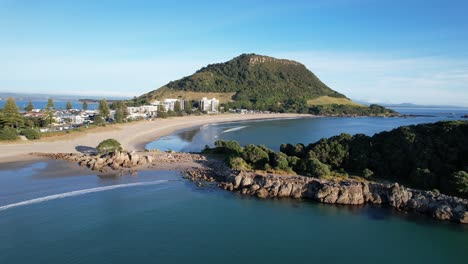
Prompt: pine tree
<box><xmin>98</xmin><ymin>99</ymin><xmax>110</xmax><ymax>120</ymax></box>
<box><xmin>24</xmin><ymin>100</ymin><xmax>34</xmax><ymax>112</ymax></box>
<box><xmin>66</xmin><ymin>101</ymin><xmax>73</xmax><ymax>110</ymax></box>
<box><xmin>0</xmin><ymin>97</ymin><xmax>23</xmax><ymax>128</ymax></box>
<box><xmin>46</xmin><ymin>98</ymin><xmax>55</xmax><ymax>110</ymax></box>
<box><xmin>82</xmin><ymin>101</ymin><xmax>88</xmax><ymax>111</ymax></box>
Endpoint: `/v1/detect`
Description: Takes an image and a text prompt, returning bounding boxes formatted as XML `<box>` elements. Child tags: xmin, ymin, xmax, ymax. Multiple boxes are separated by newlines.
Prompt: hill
<box><xmin>138</xmin><ymin>53</ymin><xmax>394</xmax><ymax>115</ymax></box>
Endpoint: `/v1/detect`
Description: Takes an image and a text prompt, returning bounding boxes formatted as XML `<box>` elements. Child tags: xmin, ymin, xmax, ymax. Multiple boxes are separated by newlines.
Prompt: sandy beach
<box><xmin>0</xmin><ymin>113</ymin><xmax>310</xmax><ymax>164</ymax></box>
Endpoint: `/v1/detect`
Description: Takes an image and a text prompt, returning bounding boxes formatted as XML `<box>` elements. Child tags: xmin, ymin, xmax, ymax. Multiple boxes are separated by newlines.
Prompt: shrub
<box><xmin>242</xmin><ymin>144</ymin><xmax>269</xmax><ymax>169</ymax></box>
<box><xmin>96</xmin><ymin>139</ymin><xmax>122</xmax><ymax>154</ymax></box>
<box><xmin>271</xmin><ymin>152</ymin><xmax>290</xmax><ymax>171</ymax></box>
<box><xmin>21</xmin><ymin>128</ymin><xmax>41</xmax><ymax>140</ymax></box>
<box><xmin>362</xmin><ymin>168</ymin><xmax>374</xmax><ymax>179</ymax></box>
<box><xmin>0</xmin><ymin>127</ymin><xmax>18</xmax><ymax>140</ymax></box>
<box><xmin>451</xmin><ymin>171</ymin><xmax>468</xmax><ymax>197</ymax></box>
<box><xmin>299</xmin><ymin>155</ymin><xmax>330</xmax><ymax>178</ymax></box>
<box><xmin>214</xmin><ymin>140</ymin><xmax>243</xmax><ymax>155</ymax></box>
<box><xmin>227</xmin><ymin>156</ymin><xmax>251</xmax><ymax>170</ymax></box>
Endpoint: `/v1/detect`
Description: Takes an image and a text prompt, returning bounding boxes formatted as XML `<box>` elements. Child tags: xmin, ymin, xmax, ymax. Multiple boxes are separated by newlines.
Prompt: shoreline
<box><xmin>0</xmin><ymin>113</ymin><xmax>312</xmax><ymax>165</ymax></box>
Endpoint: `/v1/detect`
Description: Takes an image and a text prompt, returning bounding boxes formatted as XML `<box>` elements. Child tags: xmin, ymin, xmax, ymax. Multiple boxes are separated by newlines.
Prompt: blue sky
<box><xmin>1</xmin><ymin>0</ymin><xmax>467</xmax><ymax>106</ymax></box>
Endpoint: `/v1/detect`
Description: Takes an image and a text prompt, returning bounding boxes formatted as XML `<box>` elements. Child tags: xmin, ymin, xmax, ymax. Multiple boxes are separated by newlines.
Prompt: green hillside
<box><xmin>141</xmin><ymin>54</ymin><xmax>344</xmax><ymax>101</ymax></box>
<box><xmin>139</xmin><ymin>53</ymin><xmax>395</xmax><ymax>115</ymax></box>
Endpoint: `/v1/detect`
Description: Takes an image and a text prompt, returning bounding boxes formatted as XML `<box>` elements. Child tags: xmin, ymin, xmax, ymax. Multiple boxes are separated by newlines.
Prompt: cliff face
<box><xmin>218</xmin><ymin>171</ymin><xmax>468</xmax><ymax>224</ymax></box>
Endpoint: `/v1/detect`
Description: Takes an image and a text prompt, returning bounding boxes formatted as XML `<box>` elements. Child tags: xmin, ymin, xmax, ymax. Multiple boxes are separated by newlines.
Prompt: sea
<box><xmin>1</xmin><ymin>107</ymin><xmax>467</xmax><ymax>264</ymax></box>
<box><xmin>0</xmin><ymin>100</ymin><xmax>99</xmax><ymax>110</ymax></box>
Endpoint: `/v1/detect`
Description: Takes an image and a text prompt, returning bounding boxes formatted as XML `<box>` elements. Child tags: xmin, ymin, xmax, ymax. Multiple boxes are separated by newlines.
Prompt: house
<box><xmin>200</xmin><ymin>97</ymin><xmax>219</xmax><ymax>113</ymax></box>
<box><xmin>162</xmin><ymin>99</ymin><xmax>185</xmax><ymax>112</ymax></box>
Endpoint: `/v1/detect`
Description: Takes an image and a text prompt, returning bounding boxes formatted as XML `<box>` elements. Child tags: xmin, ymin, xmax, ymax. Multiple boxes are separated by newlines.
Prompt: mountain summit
<box><xmin>140</xmin><ymin>53</ymin><xmax>350</xmax><ymax>105</ymax></box>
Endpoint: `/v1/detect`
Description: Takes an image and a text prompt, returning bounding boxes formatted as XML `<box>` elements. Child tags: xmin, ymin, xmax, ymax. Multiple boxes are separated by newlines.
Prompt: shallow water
<box><xmin>0</xmin><ymin>161</ymin><xmax>467</xmax><ymax>264</ymax></box>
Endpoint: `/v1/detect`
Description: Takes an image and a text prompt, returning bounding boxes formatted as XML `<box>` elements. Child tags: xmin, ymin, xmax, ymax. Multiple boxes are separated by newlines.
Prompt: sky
<box><xmin>1</xmin><ymin>0</ymin><xmax>467</xmax><ymax>106</ymax></box>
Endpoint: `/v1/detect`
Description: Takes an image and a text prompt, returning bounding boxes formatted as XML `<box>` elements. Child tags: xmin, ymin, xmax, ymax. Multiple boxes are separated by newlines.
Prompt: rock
<box><xmin>257</xmin><ymin>188</ymin><xmax>269</xmax><ymax>199</ymax></box>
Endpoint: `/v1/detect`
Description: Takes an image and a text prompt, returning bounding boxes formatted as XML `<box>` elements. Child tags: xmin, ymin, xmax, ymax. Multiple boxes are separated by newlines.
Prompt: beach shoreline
<box><xmin>0</xmin><ymin>113</ymin><xmax>312</xmax><ymax>165</ymax></box>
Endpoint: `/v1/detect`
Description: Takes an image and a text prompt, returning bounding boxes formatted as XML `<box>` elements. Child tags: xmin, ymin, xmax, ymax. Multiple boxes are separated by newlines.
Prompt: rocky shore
<box><xmin>207</xmin><ymin>171</ymin><xmax>468</xmax><ymax>223</ymax></box>
<box><xmin>32</xmin><ymin>151</ymin><xmax>206</xmax><ymax>172</ymax></box>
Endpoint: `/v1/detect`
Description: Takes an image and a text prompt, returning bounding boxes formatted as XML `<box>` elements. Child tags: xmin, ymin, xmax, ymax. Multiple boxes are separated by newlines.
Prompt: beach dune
<box><xmin>0</xmin><ymin>113</ymin><xmax>309</xmax><ymax>164</ymax></box>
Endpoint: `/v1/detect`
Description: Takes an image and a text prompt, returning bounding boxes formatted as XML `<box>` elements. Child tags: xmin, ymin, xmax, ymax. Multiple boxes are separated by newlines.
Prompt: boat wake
<box><xmin>220</xmin><ymin>126</ymin><xmax>248</xmax><ymax>134</ymax></box>
<box><xmin>0</xmin><ymin>180</ymin><xmax>169</xmax><ymax>212</ymax></box>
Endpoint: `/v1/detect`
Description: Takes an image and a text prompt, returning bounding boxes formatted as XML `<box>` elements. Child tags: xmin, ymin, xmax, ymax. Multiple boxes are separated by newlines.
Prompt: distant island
<box><xmin>138</xmin><ymin>53</ymin><xmax>397</xmax><ymax>116</ymax></box>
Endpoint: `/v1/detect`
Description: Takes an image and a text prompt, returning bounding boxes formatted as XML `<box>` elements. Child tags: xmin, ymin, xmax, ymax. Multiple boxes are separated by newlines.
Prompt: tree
<box><xmin>82</xmin><ymin>101</ymin><xmax>88</xmax><ymax>111</ymax></box>
<box><xmin>0</xmin><ymin>97</ymin><xmax>23</xmax><ymax>128</ymax></box>
<box><xmin>114</xmin><ymin>101</ymin><xmax>128</xmax><ymax>123</ymax></box>
<box><xmin>174</xmin><ymin>101</ymin><xmax>182</xmax><ymax>113</ymax></box>
<box><xmin>96</xmin><ymin>139</ymin><xmax>122</xmax><ymax>154</ymax></box>
<box><xmin>24</xmin><ymin>100</ymin><xmax>34</xmax><ymax>111</ymax></box>
<box><xmin>66</xmin><ymin>101</ymin><xmax>73</xmax><ymax>110</ymax></box>
<box><xmin>242</xmin><ymin>144</ymin><xmax>269</xmax><ymax>169</ymax></box>
<box><xmin>46</xmin><ymin>98</ymin><xmax>55</xmax><ymax>110</ymax></box>
<box><xmin>98</xmin><ymin>99</ymin><xmax>110</xmax><ymax>120</ymax></box>
<box><xmin>451</xmin><ymin>171</ymin><xmax>468</xmax><ymax>196</ymax></box>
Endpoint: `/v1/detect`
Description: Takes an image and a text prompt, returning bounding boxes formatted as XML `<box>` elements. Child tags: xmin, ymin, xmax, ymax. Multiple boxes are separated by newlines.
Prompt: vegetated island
<box><xmin>35</xmin><ymin>121</ymin><xmax>468</xmax><ymax>224</ymax></box>
<box><xmin>138</xmin><ymin>53</ymin><xmax>397</xmax><ymax>116</ymax></box>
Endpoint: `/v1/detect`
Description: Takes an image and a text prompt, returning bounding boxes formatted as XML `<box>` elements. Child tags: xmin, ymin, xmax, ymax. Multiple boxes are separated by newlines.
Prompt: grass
<box><xmin>146</xmin><ymin>87</ymin><xmax>236</xmax><ymax>103</ymax></box>
<box><xmin>307</xmin><ymin>96</ymin><xmax>363</xmax><ymax>107</ymax></box>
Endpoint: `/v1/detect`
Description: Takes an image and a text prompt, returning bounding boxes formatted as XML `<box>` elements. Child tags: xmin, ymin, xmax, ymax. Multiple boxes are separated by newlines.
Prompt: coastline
<box><xmin>0</xmin><ymin>113</ymin><xmax>312</xmax><ymax>165</ymax></box>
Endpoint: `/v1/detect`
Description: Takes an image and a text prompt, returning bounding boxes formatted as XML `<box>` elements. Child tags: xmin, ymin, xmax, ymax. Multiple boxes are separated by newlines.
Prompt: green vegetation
<box><xmin>46</xmin><ymin>98</ymin><xmax>55</xmax><ymax>110</ymax></box>
<box><xmin>0</xmin><ymin>127</ymin><xmax>18</xmax><ymax>140</ymax></box>
<box><xmin>24</xmin><ymin>100</ymin><xmax>34</xmax><ymax>111</ymax></box>
<box><xmin>82</xmin><ymin>101</ymin><xmax>88</xmax><ymax>111</ymax></box>
<box><xmin>66</xmin><ymin>101</ymin><xmax>73</xmax><ymax>110</ymax></box>
<box><xmin>98</xmin><ymin>99</ymin><xmax>111</xmax><ymax>120</ymax></box>
<box><xmin>204</xmin><ymin>121</ymin><xmax>468</xmax><ymax>197</ymax></box>
<box><xmin>96</xmin><ymin>139</ymin><xmax>122</xmax><ymax>154</ymax></box>
<box><xmin>139</xmin><ymin>54</ymin><xmax>395</xmax><ymax>115</ymax></box>
<box><xmin>111</xmin><ymin>101</ymin><xmax>129</xmax><ymax>123</ymax></box>
<box><xmin>309</xmin><ymin>104</ymin><xmax>397</xmax><ymax>116</ymax></box>
<box><xmin>20</xmin><ymin>128</ymin><xmax>41</xmax><ymax>140</ymax></box>
<box><xmin>0</xmin><ymin>97</ymin><xmax>23</xmax><ymax>128</ymax></box>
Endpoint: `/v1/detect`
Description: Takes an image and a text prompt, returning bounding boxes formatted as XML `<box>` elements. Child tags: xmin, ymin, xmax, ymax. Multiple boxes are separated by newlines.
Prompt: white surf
<box><xmin>0</xmin><ymin>180</ymin><xmax>169</xmax><ymax>212</ymax></box>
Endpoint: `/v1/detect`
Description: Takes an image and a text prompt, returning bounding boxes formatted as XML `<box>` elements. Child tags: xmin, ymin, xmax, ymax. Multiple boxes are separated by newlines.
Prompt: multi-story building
<box><xmin>199</xmin><ymin>97</ymin><xmax>219</xmax><ymax>113</ymax></box>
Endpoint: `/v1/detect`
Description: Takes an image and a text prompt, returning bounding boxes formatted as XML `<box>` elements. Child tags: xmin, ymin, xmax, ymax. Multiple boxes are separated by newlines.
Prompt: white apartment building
<box><xmin>199</xmin><ymin>97</ymin><xmax>219</xmax><ymax>113</ymax></box>
<box><xmin>151</xmin><ymin>99</ymin><xmax>185</xmax><ymax>112</ymax></box>
<box><xmin>127</xmin><ymin>105</ymin><xmax>158</xmax><ymax>118</ymax></box>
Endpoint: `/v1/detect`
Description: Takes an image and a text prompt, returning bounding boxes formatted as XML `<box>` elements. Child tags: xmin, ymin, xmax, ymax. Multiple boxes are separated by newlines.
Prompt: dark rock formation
<box><xmin>214</xmin><ymin>171</ymin><xmax>468</xmax><ymax>224</ymax></box>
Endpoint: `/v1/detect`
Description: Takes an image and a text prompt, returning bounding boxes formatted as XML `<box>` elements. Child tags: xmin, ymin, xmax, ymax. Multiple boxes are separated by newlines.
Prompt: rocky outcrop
<box><xmin>32</xmin><ymin>150</ymin><xmax>206</xmax><ymax>172</ymax></box>
<box><xmin>214</xmin><ymin>171</ymin><xmax>468</xmax><ymax>224</ymax></box>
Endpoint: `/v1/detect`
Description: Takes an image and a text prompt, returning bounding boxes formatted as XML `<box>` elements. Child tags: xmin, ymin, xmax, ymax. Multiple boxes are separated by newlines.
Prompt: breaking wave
<box><xmin>221</xmin><ymin>126</ymin><xmax>248</xmax><ymax>134</ymax></box>
<box><xmin>0</xmin><ymin>180</ymin><xmax>169</xmax><ymax>212</ymax></box>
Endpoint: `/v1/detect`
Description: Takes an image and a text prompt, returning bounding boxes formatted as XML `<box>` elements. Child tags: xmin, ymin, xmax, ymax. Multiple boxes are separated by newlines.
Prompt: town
<box><xmin>0</xmin><ymin>96</ymin><xmax>270</xmax><ymax>138</ymax></box>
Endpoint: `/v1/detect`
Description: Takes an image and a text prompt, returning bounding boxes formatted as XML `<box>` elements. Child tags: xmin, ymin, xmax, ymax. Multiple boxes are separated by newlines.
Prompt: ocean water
<box><xmin>0</xmin><ymin>100</ymin><xmax>98</xmax><ymax>110</ymax></box>
<box><xmin>1</xmin><ymin>107</ymin><xmax>468</xmax><ymax>263</ymax></box>
<box><xmin>146</xmin><ymin>107</ymin><xmax>468</xmax><ymax>152</ymax></box>
<box><xmin>0</xmin><ymin>161</ymin><xmax>467</xmax><ymax>264</ymax></box>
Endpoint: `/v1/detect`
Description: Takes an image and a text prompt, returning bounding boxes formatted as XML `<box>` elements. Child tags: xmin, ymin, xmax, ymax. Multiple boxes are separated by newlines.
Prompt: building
<box><xmin>161</xmin><ymin>99</ymin><xmax>185</xmax><ymax>112</ymax></box>
<box><xmin>127</xmin><ymin>105</ymin><xmax>158</xmax><ymax>119</ymax></box>
<box><xmin>199</xmin><ymin>97</ymin><xmax>219</xmax><ymax>113</ymax></box>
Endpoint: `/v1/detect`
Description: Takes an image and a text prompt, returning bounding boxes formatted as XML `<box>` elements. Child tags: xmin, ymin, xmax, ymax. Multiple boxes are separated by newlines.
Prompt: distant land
<box><xmin>0</xmin><ymin>92</ymin><xmax>129</xmax><ymax>102</ymax></box>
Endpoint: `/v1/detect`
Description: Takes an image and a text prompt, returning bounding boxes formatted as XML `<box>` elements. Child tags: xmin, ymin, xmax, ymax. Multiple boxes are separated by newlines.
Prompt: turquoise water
<box><xmin>1</xmin><ymin>107</ymin><xmax>468</xmax><ymax>263</ymax></box>
<box><xmin>0</xmin><ymin>161</ymin><xmax>467</xmax><ymax>263</ymax></box>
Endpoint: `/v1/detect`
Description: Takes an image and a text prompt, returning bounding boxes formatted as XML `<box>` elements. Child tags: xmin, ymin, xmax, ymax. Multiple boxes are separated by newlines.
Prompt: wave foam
<box><xmin>221</xmin><ymin>126</ymin><xmax>248</xmax><ymax>134</ymax></box>
<box><xmin>0</xmin><ymin>180</ymin><xmax>169</xmax><ymax>212</ymax></box>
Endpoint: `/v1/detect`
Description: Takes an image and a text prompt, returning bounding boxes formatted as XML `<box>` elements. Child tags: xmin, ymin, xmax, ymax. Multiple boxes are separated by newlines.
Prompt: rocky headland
<box><xmin>31</xmin><ymin>151</ymin><xmax>468</xmax><ymax>224</ymax></box>
<box><xmin>212</xmin><ymin>171</ymin><xmax>468</xmax><ymax>224</ymax></box>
